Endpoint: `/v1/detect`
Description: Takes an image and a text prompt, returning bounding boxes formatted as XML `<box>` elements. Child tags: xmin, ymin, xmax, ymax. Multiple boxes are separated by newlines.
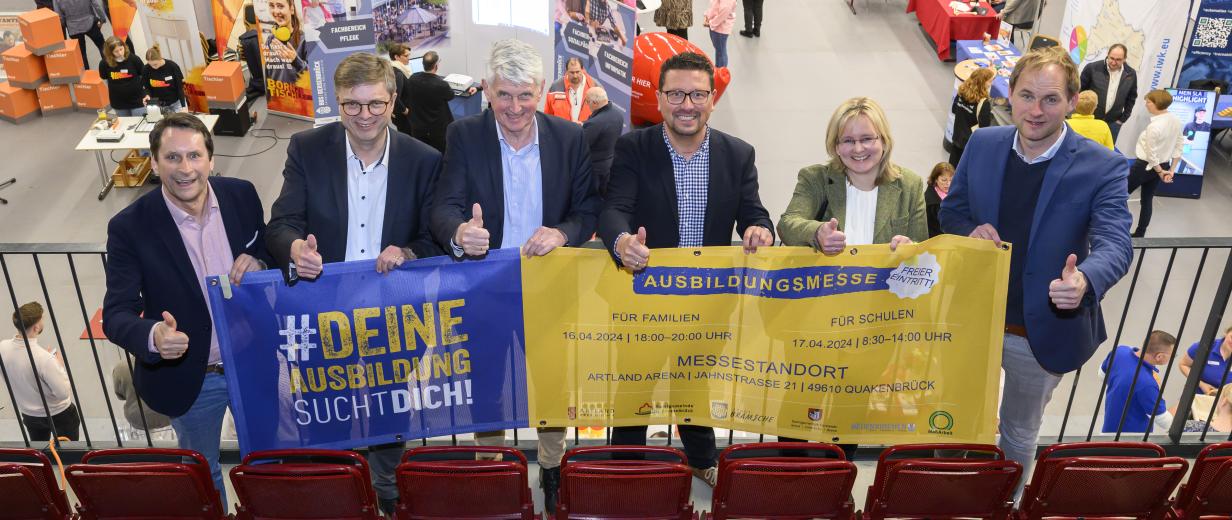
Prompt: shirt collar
<box><xmin>662</xmin><ymin>125</ymin><xmax>711</xmax><ymax>160</ymax></box>
<box><xmin>495</xmin><ymin>115</ymin><xmax>540</xmax><ymax>152</ymax></box>
<box><xmin>345</xmin><ymin>128</ymin><xmax>391</xmax><ymax>170</ymax></box>
<box><xmin>162</xmin><ymin>181</ymin><xmax>219</xmax><ymax>226</ymax></box>
<box><xmin>1012</xmin><ymin>124</ymin><xmax>1068</xmax><ymax>164</ymax></box>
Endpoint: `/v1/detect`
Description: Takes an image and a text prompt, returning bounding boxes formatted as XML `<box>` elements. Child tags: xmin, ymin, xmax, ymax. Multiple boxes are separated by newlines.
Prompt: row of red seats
<box><xmin>0</xmin><ymin>441</ymin><xmax>1228</xmax><ymax>519</ymax></box>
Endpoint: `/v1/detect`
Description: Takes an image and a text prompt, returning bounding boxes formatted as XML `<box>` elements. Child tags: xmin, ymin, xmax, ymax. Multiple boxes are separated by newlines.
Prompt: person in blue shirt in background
<box><xmin>1178</xmin><ymin>325</ymin><xmax>1232</xmax><ymax>396</ymax></box>
<box><xmin>1101</xmin><ymin>330</ymin><xmax>1177</xmax><ymax>433</ymax></box>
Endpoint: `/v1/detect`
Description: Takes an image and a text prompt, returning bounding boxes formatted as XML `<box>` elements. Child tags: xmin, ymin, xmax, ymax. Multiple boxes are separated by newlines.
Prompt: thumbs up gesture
<box><xmin>1048</xmin><ymin>254</ymin><xmax>1087</xmax><ymax>310</ymax></box>
<box><xmin>455</xmin><ymin>203</ymin><xmax>491</xmax><ymax>257</ymax></box>
<box><xmin>291</xmin><ymin>233</ymin><xmax>323</xmax><ymax>279</ymax></box>
<box><xmin>816</xmin><ymin>218</ymin><xmax>847</xmax><ymax>255</ymax></box>
<box><xmin>618</xmin><ymin>227</ymin><xmax>651</xmax><ymax>271</ymax></box>
<box><xmin>153</xmin><ymin>311</ymin><xmax>190</xmax><ymax>360</ymax></box>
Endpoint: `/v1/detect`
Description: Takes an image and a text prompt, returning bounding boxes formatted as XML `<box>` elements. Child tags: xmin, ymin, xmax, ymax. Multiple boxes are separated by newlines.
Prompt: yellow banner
<box><xmin>523</xmin><ymin>235</ymin><xmax>1009</xmax><ymax>444</ymax></box>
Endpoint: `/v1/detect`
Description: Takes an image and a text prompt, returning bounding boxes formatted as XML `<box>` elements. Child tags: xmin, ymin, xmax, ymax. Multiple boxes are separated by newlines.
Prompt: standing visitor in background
<box><xmin>53</xmin><ymin>0</ymin><xmax>107</xmax><ymax>70</ymax></box>
<box><xmin>1068</xmin><ymin>90</ymin><xmax>1115</xmax><ymax>150</ymax></box>
<box><xmin>704</xmin><ymin>0</ymin><xmax>736</xmax><ymax>68</ymax></box>
<box><xmin>925</xmin><ymin>162</ymin><xmax>954</xmax><ymax>238</ymax></box>
<box><xmin>739</xmin><ymin>0</ymin><xmax>762</xmax><ymax>37</ymax></box>
<box><xmin>1129</xmin><ymin>89</ymin><xmax>1183</xmax><ymax>238</ymax></box>
<box><xmin>99</xmin><ymin>36</ymin><xmax>146</xmax><ymax>116</ymax></box>
<box><xmin>656</xmin><ymin>0</ymin><xmax>693</xmax><ymax>40</ymax></box>
<box><xmin>0</xmin><ymin>302</ymin><xmax>79</xmax><ymax>443</ymax></box>
<box><xmin>1080</xmin><ymin>43</ymin><xmax>1137</xmax><ymax>140</ymax></box>
<box><xmin>950</xmin><ymin>67</ymin><xmax>995</xmax><ymax>167</ymax></box>
<box><xmin>142</xmin><ymin>45</ymin><xmax>186</xmax><ymax>113</ymax></box>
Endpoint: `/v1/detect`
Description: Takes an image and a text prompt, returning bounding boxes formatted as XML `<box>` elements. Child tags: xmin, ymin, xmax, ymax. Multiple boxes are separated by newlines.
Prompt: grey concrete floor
<box><xmin>2</xmin><ymin>0</ymin><xmax>1232</xmax><ymax>514</ymax></box>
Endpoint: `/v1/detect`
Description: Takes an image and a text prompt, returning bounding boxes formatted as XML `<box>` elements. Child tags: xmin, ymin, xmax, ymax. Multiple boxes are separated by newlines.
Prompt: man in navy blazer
<box><xmin>428</xmin><ymin>39</ymin><xmax>600</xmax><ymax>514</ymax></box>
<box><xmin>598</xmin><ymin>52</ymin><xmax>774</xmax><ymax>488</ymax></box>
<box><xmin>581</xmin><ymin>85</ymin><xmax>625</xmax><ymax>197</ymax></box>
<box><xmin>941</xmin><ymin>47</ymin><xmax>1132</xmax><ymax>484</ymax></box>
<box><xmin>104</xmin><ymin>113</ymin><xmax>270</xmax><ymax>507</ymax></box>
<box><xmin>264</xmin><ymin>53</ymin><xmax>442</xmax><ymax>515</ymax></box>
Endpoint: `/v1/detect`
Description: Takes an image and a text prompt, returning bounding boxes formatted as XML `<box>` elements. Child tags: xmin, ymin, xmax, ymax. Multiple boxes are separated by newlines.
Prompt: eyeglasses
<box><xmin>662</xmin><ymin>89</ymin><xmax>712</xmax><ymax>105</ymax></box>
<box><xmin>838</xmin><ymin>136</ymin><xmax>881</xmax><ymax>149</ymax></box>
<box><xmin>340</xmin><ymin>100</ymin><xmax>390</xmax><ymax>116</ymax></box>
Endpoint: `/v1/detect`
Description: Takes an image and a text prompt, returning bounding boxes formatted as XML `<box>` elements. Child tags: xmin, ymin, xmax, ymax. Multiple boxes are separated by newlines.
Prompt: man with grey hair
<box><xmin>266</xmin><ymin>52</ymin><xmax>443</xmax><ymax>515</ymax></box>
<box><xmin>582</xmin><ymin>86</ymin><xmax>625</xmax><ymax>197</ymax></box>
<box><xmin>430</xmin><ymin>38</ymin><xmax>600</xmax><ymax>514</ymax></box>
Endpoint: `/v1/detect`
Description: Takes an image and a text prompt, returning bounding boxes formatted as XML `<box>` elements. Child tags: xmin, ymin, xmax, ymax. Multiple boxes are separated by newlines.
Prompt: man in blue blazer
<box><xmin>940</xmin><ymin>47</ymin><xmax>1133</xmax><ymax>484</ymax></box>
<box><xmin>428</xmin><ymin>39</ymin><xmax>600</xmax><ymax>514</ymax></box>
<box><xmin>104</xmin><ymin>113</ymin><xmax>270</xmax><ymax>507</ymax></box>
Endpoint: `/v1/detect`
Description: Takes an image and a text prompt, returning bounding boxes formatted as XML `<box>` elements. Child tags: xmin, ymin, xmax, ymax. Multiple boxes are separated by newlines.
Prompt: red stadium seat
<box><xmin>230</xmin><ymin>449</ymin><xmax>380</xmax><ymax>519</ymax></box>
<box><xmin>0</xmin><ymin>448</ymin><xmax>72</xmax><ymax>520</ymax></box>
<box><xmin>862</xmin><ymin>443</ymin><xmax>1020</xmax><ymax>520</ymax></box>
<box><xmin>67</xmin><ymin>448</ymin><xmax>226</xmax><ymax>519</ymax></box>
<box><xmin>1171</xmin><ymin>441</ymin><xmax>1232</xmax><ymax>520</ymax></box>
<box><xmin>395</xmin><ymin>445</ymin><xmax>534</xmax><ymax>520</ymax></box>
<box><xmin>1017</xmin><ymin>442</ymin><xmax>1187</xmax><ymax>520</ymax></box>
<box><xmin>557</xmin><ymin>446</ymin><xmax>695</xmax><ymax>520</ymax></box>
<box><xmin>709</xmin><ymin>442</ymin><xmax>855</xmax><ymax>520</ymax></box>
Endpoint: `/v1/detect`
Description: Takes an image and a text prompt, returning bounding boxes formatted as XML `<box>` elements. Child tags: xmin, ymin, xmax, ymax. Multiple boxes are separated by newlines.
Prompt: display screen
<box><xmin>1213</xmin><ymin>93</ymin><xmax>1232</xmax><ymax>129</ymax></box>
<box><xmin>1166</xmin><ymin>88</ymin><xmax>1217</xmax><ymax>176</ymax></box>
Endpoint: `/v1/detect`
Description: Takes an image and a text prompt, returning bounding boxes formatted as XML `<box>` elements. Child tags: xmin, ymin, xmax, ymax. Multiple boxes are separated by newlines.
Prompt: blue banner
<box><xmin>208</xmin><ymin>248</ymin><xmax>527</xmax><ymax>453</ymax></box>
<box><xmin>1180</xmin><ymin>0</ymin><xmax>1232</xmax><ymax>129</ymax></box>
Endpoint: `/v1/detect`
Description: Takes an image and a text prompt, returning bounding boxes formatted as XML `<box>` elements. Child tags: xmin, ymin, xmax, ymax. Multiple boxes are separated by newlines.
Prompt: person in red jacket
<box><xmin>544</xmin><ymin>57</ymin><xmax>596</xmax><ymax>123</ymax></box>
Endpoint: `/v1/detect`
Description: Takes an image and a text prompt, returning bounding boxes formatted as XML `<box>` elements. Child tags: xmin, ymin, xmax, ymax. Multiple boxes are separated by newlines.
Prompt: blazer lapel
<box><xmin>537</xmin><ymin>113</ymin><xmax>561</xmax><ymax>223</ymax></box>
<box><xmin>873</xmin><ymin>178</ymin><xmax>901</xmax><ymax>243</ymax></box>
<box><xmin>976</xmin><ymin>129</ymin><xmax>1014</xmax><ymax>229</ymax></box>
<box><xmin>822</xmin><ymin>168</ymin><xmax>846</xmax><ymax>229</ymax></box>
<box><xmin>704</xmin><ymin>132</ymin><xmax>723</xmax><ymax>241</ymax></box>
<box><xmin>652</xmin><ymin>125</ymin><xmax>680</xmax><ymax>233</ymax></box>
<box><xmin>483</xmin><ymin>110</ymin><xmax>506</xmax><ymax>242</ymax></box>
<box><xmin>381</xmin><ymin>131</ymin><xmax>405</xmax><ymax>248</ymax></box>
<box><xmin>330</xmin><ymin>124</ymin><xmax>349</xmax><ymax>236</ymax></box>
<box><xmin>1028</xmin><ymin>128</ymin><xmax>1076</xmax><ymax>247</ymax></box>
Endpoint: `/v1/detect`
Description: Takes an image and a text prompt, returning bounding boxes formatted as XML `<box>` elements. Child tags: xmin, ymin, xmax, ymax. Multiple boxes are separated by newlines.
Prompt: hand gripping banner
<box><xmin>209</xmin><ymin>236</ymin><xmax>1009</xmax><ymax>452</ymax></box>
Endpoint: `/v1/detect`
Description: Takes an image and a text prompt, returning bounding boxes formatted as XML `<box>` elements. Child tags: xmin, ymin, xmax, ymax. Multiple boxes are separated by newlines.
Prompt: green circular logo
<box><xmin>929</xmin><ymin>411</ymin><xmax>954</xmax><ymax>431</ymax></box>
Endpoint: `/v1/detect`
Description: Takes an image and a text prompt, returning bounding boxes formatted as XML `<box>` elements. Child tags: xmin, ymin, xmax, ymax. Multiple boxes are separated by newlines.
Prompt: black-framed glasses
<box><xmin>662</xmin><ymin>89</ymin><xmax>712</xmax><ymax>105</ymax></box>
<box><xmin>340</xmin><ymin>100</ymin><xmax>390</xmax><ymax>116</ymax></box>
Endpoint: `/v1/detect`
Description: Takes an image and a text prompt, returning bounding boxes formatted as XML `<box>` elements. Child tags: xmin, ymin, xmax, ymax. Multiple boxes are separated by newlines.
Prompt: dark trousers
<box><xmin>611</xmin><ymin>425</ymin><xmax>716</xmax><ymax>469</ymax></box>
<box><xmin>666</xmin><ymin>27</ymin><xmax>688</xmax><ymax>40</ymax></box>
<box><xmin>743</xmin><ymin>0</ymin><xmax>765</xmax><ymax>32</ymax></box>
<box><xmin>71</xmin><ymin>24</ymin><xmax>106</xmax><ymax>71</ymax></box>
<box><xmin>1128</xmin><ymin>159</ymin><xmax>1166</xmax><ymax>234</ymax></box>
<box><xmin>948</xmin><ymin>145</ymin><xmax>965</xmax><ymax>169</ymax></box>
<box><xmin>777</xmin><ymin>437</ymin><xmax>858</xmax><ymax>460</ymax></box>
<box><xmin>1109</xmin><ymin>120</ymin><xmax>1123</xmax><ymax>141</ymax></box>
<box><xmin>22</xmin><ymin>404</ymin><xmax>81</xmax><ymax>442</ymax></box>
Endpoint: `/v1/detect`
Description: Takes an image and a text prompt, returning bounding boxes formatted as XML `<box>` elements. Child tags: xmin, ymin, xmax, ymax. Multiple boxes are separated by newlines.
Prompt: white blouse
<box><xmin>844</xmin><ymin>180</ymin><xmax>879</xmax><ymax>246</ymax></box>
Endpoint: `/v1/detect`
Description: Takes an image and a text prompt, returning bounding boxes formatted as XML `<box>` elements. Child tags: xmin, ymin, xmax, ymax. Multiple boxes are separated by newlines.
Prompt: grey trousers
<box><xmin>475</xmin><ymin>428</ymin><xmax>568</xmax><ymax>469</ymax></box>
<box><xmin>999</xmin><ymin>333</ymin><xmax>1063</xmax><ymax>496</ymax></box>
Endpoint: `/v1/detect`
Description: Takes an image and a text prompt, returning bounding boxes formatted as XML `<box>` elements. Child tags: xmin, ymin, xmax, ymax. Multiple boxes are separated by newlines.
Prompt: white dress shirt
<box><xmin>844</xmin><ymin>180</ymin><xmax>879</xmax><ymax>246</ymax></box>
<box><xmin>1136</xmin><ymin>112</ymin><xmax>1185</xmax><ymax>171</ymax></box>
<box><xmin>344</xmin><ymin>130</ymin><xmax>392</xmax><ymax>261</ymax></box>
<box><xmin>1105</xmin><ymin>67</ymin><xmax>1122</xmax><ymax>115</ymax></box>
<box><xmin>0</xmin><ymin>337</ymin><xmax>72</xmax><ymax>417</ymax></box>
<box><xmin>569</xmin><ymin>82</ymin><xmax>585</xmax><ymax>122</ymax></box>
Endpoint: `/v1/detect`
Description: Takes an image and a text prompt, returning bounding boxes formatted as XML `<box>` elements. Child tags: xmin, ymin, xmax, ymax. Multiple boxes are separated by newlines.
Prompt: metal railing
<box><xmin>1</xmin><ymin>238</ymin><xmax>1229</xmax><ymax>461</ymax></box>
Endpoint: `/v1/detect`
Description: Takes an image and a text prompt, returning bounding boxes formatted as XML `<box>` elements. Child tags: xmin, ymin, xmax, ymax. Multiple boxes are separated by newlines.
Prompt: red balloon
<box><xmin>630</xmin><ymin>32</ymin><xmax>731</xmax><ymax>126</ymax></box>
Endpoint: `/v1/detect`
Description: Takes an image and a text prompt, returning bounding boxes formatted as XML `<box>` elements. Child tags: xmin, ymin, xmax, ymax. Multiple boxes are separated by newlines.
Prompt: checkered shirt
<box><xmin>663</xmin><ymin>125</ymin><xmax>711</xmax><ymax>248</ymax></box>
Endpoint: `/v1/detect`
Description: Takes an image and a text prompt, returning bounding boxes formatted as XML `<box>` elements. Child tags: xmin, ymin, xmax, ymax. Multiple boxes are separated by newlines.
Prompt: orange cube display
<box><xmin>36</xmin><ymin>82</ymin><xmax>72</xmax><ymax>114</ymax></box>
<box><xmin>2</xmin><ymin>45</ymin><xmax>46</xmax><ymax>89</ymax></box>
<box><xmin>18</xmin><ymin>8</ymin><xmax>65</xmax><ymax>55</ymax></box>
<box><xmin>0</xmin><ymin>81</ymin><xmax>40</xmax><ymax>124</ymax></box>
<box><xmin>202</xmin><ymin>61</ymin><xmax>245</xmax><ymax>108</ymax></box>
<box><xmin>44</xmin><ymin>39</ymin><xmax>83</xmax><ymax>84</ymax></box>
<box><xmin>73</xmin><ymin>69</ymin><xmax>108</xmax><ymax>110</ymax></box>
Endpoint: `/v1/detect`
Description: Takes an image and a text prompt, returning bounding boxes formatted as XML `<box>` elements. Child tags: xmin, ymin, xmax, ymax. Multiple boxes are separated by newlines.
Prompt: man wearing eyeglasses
<box><xmin>265</xmin><ymin>52</ymin><xmax>443</xmax><ymax>516</ymax></box>
<box><xmin>1080</xmin><ymin>43</ymin><xmax>1138</xmax><ymax>141</ymax></box>
<box><xmin>429</xmin><ymin>38</ymin><xmax>600</xmax><ymax>514</ymax></box>
<box><xmin>599</xmin><ymin>51</ymin><xmax>774</xmax><ymax>488</ymax></box>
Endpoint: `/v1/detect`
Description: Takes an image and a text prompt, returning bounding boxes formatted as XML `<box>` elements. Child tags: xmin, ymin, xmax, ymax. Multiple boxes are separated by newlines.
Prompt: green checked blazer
<box><xmin>777</xmin><ymin>162</ymin><xmax>928</xmax><ymax>248</ymax></box>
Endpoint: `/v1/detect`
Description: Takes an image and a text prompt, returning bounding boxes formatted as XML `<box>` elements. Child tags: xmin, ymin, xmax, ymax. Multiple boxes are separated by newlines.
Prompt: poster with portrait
<box><xmin>0</xmin><ymin>13</ymin><xmax>23</xmax><ymax>81</ymax></box>
<box><xmin>552</xmin><ymin>0</ymin><xmax>634</xmax><ymax>132</ymax></box>
<box><xmin>305</xmin><ymin>0</ymin><xmax>376</xmax><ymax>124</ymax></box>
<box><xmin>1166</xmin><ymin>89</ymin><xmax>1217</xmax><ymax>176</ymax></box>
<box><xmin>256</xmin><ymin>0</ymin><xmax>315</xmax><ymax>118</ymax></box>
<box><xmin>374</xmin><ymin>0</ymin><xmax>449</xmax><ymax>55</ymax></box>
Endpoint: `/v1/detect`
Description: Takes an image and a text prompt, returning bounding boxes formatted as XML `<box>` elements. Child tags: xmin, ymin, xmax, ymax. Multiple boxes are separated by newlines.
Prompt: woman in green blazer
<box><xmin>777</xmin><ymin>97</ymin><xmax>928</xmax><ymax>253</ymax></box>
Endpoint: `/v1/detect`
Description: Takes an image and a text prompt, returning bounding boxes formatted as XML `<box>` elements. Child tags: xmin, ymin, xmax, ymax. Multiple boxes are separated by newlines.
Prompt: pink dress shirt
<box><xmin>705</xmin><ymin>0</ymin><xmax>738</xmax><ymax>34</ymax></box>
<box><xmin>147</xmin><ymin>186</ymin><xmax>234</xmax><ymax>366</ymax></box>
